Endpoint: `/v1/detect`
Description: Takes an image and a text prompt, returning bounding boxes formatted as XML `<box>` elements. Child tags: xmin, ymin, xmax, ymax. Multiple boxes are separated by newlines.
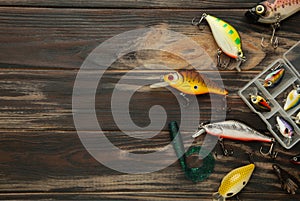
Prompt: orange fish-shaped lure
<box><xmin>150</xmin><ymin>70</ymin><xmax>228</xmax><ymax>95</ymax></box>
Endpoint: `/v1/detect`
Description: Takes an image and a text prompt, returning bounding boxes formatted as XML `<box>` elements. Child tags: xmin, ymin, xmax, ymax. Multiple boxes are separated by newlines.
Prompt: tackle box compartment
<box><xmin>239</xmin><ymin>41</ymin><xmax>300</xmax><ymax>149</ymax></box>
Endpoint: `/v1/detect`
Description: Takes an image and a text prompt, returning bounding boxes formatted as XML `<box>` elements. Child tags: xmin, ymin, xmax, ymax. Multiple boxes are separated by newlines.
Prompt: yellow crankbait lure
<box><xmin>213</xmin><ymin>164</ymin><xmax>255</xmax><ymax>201</ymax></box>
<box><xmin>150</xmin><ymin>70</ymin><xmax>228</xmax><ymax>96</ymax></box>
<box><xmin>192</xmin><ymin>13</ymin><xmax>246</xmax><ymax>71</ymax></box>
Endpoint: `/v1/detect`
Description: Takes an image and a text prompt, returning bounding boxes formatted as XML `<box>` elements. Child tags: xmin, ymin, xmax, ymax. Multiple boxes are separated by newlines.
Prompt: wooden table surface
<box><xmin>0</xmin><ymin>0</ymin><xmax>300</xmax><ymax>200</ymax></box>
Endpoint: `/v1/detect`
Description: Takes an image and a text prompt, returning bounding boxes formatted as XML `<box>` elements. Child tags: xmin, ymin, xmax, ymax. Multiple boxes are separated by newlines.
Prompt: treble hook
<box><xmin>217</xmin><ymin>138</ymin><xmax>234</xmax><ymax>157</ymax></box>
<box><xmin>217</xmin><ymin>49</ymin><xmax>230</xmax><ymax>70</ymax></box>
<box><xmin>261</xmin><ymin>16</ymin><xmax>280</xmax><ymax>49</ymax></box>
<box><xmin>192</xmin><ymin>13</ymin><xmax>207</xmax><ymax>30</ymax></box>
<box><xmin>259</xmin><ymin>140</ymin><xmax>278</xmax><ymax>159</ymax></box>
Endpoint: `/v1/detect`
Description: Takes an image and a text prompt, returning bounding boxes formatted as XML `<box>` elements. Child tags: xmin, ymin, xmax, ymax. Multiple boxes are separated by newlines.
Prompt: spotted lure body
<box><xmin>246</xmin><ymin>0</ymin><xmax>300</xmax><ymax>24</ymax></box>
<box><xmin>284</xmin><ymin>87</ymin><xmax>300</xmax><ymax>111</ymax></box>
<box><xmin>150</xmin><ymin>70</ymin><xmax>228</xmax><ymax>96</ymax></box>
<box><xmin>193</xmin><ymin>120</ymin><xmax>273</xmax><ymax>143</ymax></box>
<box><xmin>263</xmin><ymin>68</ymin><xmax>285</xmax><ymax>88</ymax></box>
<box><xmin>246</xmin><ymin>0</ymin><xmax>300</xmax><ymax>48</ymax></box>
<box><xmin>213</xmin><ymin>164</ymin><xmax>255</xmax><ymax>201</ymax></box>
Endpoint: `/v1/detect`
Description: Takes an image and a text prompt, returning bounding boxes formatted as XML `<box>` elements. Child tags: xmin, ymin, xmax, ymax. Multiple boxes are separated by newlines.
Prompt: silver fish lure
<box><xmin>193</xmin><ymin>120</ymin><xmax>273</xmax><ymax>143</ymax></box>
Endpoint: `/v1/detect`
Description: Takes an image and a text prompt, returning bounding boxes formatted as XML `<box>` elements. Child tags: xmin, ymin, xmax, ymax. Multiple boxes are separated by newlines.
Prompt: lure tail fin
<box><xmin>212</xmin><ymin>192</ymin><xmax>225</xmax><ymax>201</ymax></box>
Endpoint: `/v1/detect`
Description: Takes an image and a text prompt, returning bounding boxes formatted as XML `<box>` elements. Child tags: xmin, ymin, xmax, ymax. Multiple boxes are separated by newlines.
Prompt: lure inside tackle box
<box><xmin>239</xmin><ymin>41</ymin><xmax>300</xmax><ymax>149</ymax></box>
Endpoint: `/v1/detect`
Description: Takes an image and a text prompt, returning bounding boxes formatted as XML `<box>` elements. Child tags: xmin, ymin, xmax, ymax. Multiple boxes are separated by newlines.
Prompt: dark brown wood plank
<box><xmin>0</xmin><ymin>1</ymin><xmax>266</xmax><ymax>9</ymax></box>
<box><xmin>0</xmin><ymin>8</ymin><xmax>299</xmax><ymax>70</ymax></box>
<box><xmin>0</xmin><ymin>69</ymin><xmax>273</xmax><ymax>131</ymax></box>
<box><xmin>0</xmin><ymin>130</ymin><xmax>300</xmax><ymax>200</ymax></box>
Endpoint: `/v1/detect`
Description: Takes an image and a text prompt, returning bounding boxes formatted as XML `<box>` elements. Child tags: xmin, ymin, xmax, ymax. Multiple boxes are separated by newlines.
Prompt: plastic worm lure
<box><xmin>169</xmin><ymin>121</ymin><xmax>215</xmax><ymax>182</ymax></box>
<box><xmin>192</xmin><ymin>13</ymin><xmax>246</xmax><ymax>72</ymax></box>
<box><xmin>213</xmin><ymin>163</ymin><xmax>255</xmax><ymax>201</ymax></box>
<box><xmin>246</xmin><ymin>0</ymin><xmax>300</xmax><ymax>48</ymax></box>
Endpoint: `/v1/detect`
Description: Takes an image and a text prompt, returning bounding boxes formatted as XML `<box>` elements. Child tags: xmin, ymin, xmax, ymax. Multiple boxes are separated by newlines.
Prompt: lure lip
<box><xmin>149</xmin><ymin>82</ymin><xmax>169</xmax><ymax>89</ymax></box>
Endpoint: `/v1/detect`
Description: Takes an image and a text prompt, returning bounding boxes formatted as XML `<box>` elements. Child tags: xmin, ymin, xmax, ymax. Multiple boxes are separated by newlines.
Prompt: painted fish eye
<box><xmin>255</xmin><ymin>4</ymin><xmax>266</xmax><ymax>15</ymax></box>
<box><xmin>251</xmin><ymin>97</ymin><xmax>257</xmax><ymax>103</ymax></box>
<box><xmin>267</xmin><ymin>81</ymin><xmax>272</xmax><ymax>86</ymax></box>
<box><xmin>293</xmin><ymin>157</ymin><xmax>298</xmax><ymax>161</ymax></box>
<box><xmin>168</xmin><ymin>75</ymin><xmax>174</xmax><ymax>81</ymax></box>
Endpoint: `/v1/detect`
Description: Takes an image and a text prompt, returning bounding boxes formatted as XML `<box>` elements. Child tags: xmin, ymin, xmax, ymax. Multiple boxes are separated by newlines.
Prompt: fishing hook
<box><xmin>259</xmin><ymin>140</ymin><xmax>278</xmax><ymax>159</ymax></box>
<box><xmin>217</xmin><ymin>138</ymin><xmax>234</xmax><ymax>157</ymax></box>
<box><xmin>217</xmin><ymin>49</ymin><xmax>230</xmax><ymax>70</ymax></box>
<box><xmin>261</xmin><ymin>15</ymin><xmax>280</xmax><ymax>49</ymax></box>
<box><xmin>192</xmin><ymin>13</ymin><xmax>207</xmax><ymax>30</ymax></box>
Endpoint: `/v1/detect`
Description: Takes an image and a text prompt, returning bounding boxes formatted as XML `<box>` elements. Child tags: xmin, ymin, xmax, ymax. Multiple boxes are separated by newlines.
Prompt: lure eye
<box><xmin>267</xmin><ymin>81</ymin><xmax>273</xmax><ymax>86</ymax></box>
<box><xmin>293</xmin><ymin>157</ymin><xmax>298</xmax><ymax>161</ymax></box>
<box><xmin>251</xmin><ymin>97</ymin><xmax>257</xmax><ymax>103</ymax></box>
<box><xmin>255</xmin><ymin>5</ymin><xmax>266</xmax><ymax>15</ymax></box>
<box><xmin>168</xmin><ymin>75</ymin><xmax>174</xmax><ymax>81</ymax></box>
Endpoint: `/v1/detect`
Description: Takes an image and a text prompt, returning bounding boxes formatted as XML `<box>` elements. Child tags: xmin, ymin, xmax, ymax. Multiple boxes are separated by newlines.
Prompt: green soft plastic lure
<box><xmin>169</xmin><ymin>121</ymin><xmax>215</xmax><ymax>182</ymax></box>
<box><xmin>193</xmin><ymin>13</ymin><xmax>246</xmax><ymax>71</ymax></box>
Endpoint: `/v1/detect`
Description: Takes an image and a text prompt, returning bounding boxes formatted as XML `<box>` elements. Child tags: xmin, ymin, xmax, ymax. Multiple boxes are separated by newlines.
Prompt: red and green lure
<box><xmin>192</xmin><ymin>13</ymin><xmax>246</xmax><ymax>71</ymax></box>
<box><xmin>150</xmin><ymin>70</ymin><xmax>228</xmax><ymax>96</ymax></box>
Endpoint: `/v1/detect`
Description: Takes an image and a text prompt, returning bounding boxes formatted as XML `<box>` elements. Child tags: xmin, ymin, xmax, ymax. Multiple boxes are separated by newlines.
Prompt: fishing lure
<box><xmin>290</xmin><ymin>154</ymin><xmax>300</xmax><ymax>165</ymax></box>
<box><xmin>263</xmin><ymin>68</ymin><xmax>285</xmax><ymax>88</ymax></box>
<box><xmin>192</xmin><ymin>13</ymin><xmax>246</xmax><ymax>71</ymax></box>
<box><xmin>245</xmin><ymin>0</ymin><xmax>300</xmax><ymax>48</ymax></box>
<box><xmin>169</xmin><ymin>121</ymin><xmax>215</xmax><ymax>182</ymax></box>
<box><xmin>213</xmin><ymin>163</ymin><xmax>255</xmax><ymax>201</ymax></box>
<box><xmin>193</xmin><ymin>120</ymin><xmax>277</xmax><ymax>158</ymax></box>
<box><xmin>250</xmin><ymin>94</ymin><xmax>271</xmax><ymax>112</ymax></box>
<box><xmin>284</xmin><ymin>86</ymin><xmax>300</xmax><ymax>111</ymax></box>
<box><xmin>276</xmin><ymin>116</ymin><xmax>293</xmax><ymax>145</ymax></box>
<box><xmin>272</xmin><ymin>164</ymin><xmax>299</xmax><ymax>194</ymax></box>
<box><xmin>291</xmin><ymin>111</ymin><xmax>300</xmax><ymax>124</ymax></box>
<box><xmin>150</xmin><ymin>70</ymin><xmax>228</xmax><ymax>96</ymax></box>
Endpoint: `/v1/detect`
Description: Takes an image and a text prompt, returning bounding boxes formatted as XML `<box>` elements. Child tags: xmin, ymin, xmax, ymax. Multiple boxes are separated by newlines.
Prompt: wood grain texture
<box><xmin>0</xmin><ymin>0</ymin><xmax>266</xmax><ymax>9</ymax></box>
<box><xmin>0</xmin><ymin>1</ymin><xmax>300</xmax><ymax>200</ymax></box>
<box><xmin>0</xmin><ymin>8</ymin><xmax>299</xmax><ymax>70</ymax></box>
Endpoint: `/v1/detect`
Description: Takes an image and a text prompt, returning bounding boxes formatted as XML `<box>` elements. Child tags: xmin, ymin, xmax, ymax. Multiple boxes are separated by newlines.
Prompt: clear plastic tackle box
<box><xmin>239</xmin><ymin>41</ymin><xmax>300</xmax><ymax>149</ymax></box>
